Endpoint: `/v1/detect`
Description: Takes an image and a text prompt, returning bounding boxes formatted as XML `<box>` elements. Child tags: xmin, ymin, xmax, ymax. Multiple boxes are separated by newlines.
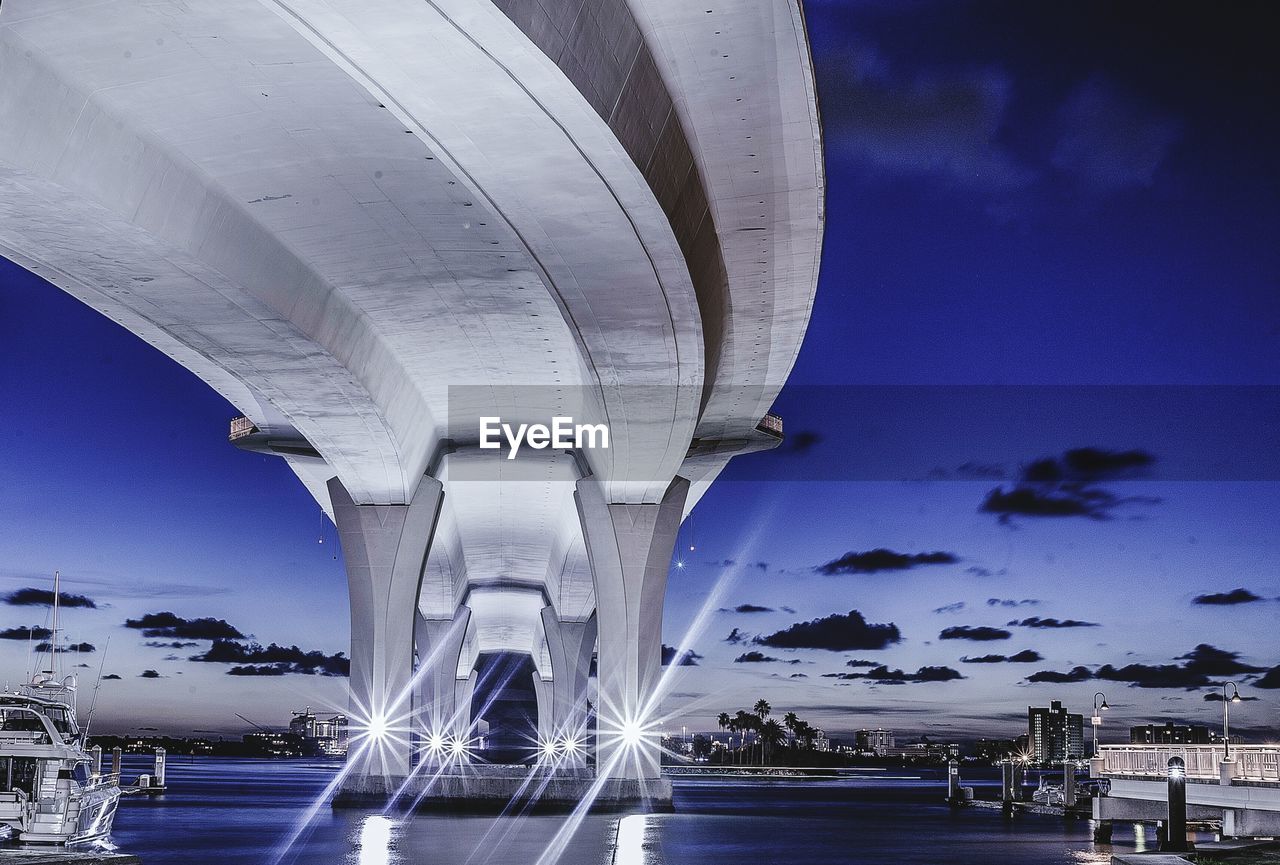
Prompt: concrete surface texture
<box><xmin>0</xmin><ymin>0</ymin><xmax>822</xmax><ymax>798</ymax></box>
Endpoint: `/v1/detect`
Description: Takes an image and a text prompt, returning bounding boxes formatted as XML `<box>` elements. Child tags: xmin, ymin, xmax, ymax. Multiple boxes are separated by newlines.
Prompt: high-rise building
<box><xmin>855</xmin><ymin>728</ymin><xmax>895</xmax><ymax>755</ymax></box>
<box><xmin>1028</xmin><ymin>701</ymin><xmax>1085</xmax><ymax>764</ymax></box>
<box><xmin>1129</xmin><ymin>723</ymin><xmax>1212</xmax><ymax>745</ymax></box>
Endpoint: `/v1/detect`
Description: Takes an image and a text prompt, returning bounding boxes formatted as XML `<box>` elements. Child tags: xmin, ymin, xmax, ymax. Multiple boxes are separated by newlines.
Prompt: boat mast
<box><xmin>46</xmin><ymin>569</ymin><xmax>60</xmax><ymax>677</ymax></box>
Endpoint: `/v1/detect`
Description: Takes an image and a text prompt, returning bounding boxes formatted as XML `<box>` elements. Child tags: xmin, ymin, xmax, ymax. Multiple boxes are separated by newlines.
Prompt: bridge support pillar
<box><xmin>329</xmin><ymin>475</ymin><xmax>443</xmax><ymax>804</ymax></box>
<box><xmin>576</xmin><ymin>475</ymin><xmax>687</xmax><ymax>805</ymax></box>
<box><xmin>414</xmin><ymin>607</ymin><xmax>472</xmax><ymax>759</ymax></box>
<box><xmin>532</xmin><ymin>672</ymin><xmax>553</xmax><ymax>746</ymax></box>
<box><xmin>541</xmin><ymin>607</ymin><xmax>597</xmax><ymax>765</ymax></box>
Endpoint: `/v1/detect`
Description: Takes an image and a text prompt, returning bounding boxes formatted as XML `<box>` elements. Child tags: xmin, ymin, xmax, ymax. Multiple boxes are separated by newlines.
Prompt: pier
<box><xmin>0</xmin><ymin>853</ymin><xmax>139</xmax><ymax>864</ymax></box>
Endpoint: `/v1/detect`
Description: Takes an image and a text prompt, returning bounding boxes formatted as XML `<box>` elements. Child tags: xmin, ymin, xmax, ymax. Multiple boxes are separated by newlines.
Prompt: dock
<box><xmin>0</xmin><ymin>852</ymin><xmax>139</xmax><ymax>864</ymax></box>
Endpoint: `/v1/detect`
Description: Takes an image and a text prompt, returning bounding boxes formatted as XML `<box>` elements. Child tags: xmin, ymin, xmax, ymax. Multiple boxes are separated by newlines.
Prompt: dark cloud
<box><xmin>780</xmin><ymin>606</ymin><xmax>796</xmax><ymax>614</ymax></box>
<box><xmin>719</xmin><ymin>604</ymin><xmax>774</xmax><ymax>614</ymax></box>
<box><xmin>661</xmin><ymin>645</ymin><xmax>702</xmax><ymax>667</ymax></box>
<box><xmin>145</xmin><ymin>640</ymin><xmax>200</xmax><ymax>649</ymax></box>
<box><xmin>4</xmin><ymin>588</ymin><xmax>97</xmax><ymax>609</ymax></box>
<box><xmin>1097</xmin><ymin>644</ymin><xmax>1263</xmax><ymax>690</ymax></box>
<box><xmin>846</xmin><ymin>659</ymin><xmax>878</xmax><ymax>668</ymax></box>
<box><xmin>734</xmin><ymin>651</ymin><xmax>779</xmax><ymax>663</ymax></box>
<box><xmin>125</xmin><ymin>612</ymin><xmax>244</xmax><ymax>640</ymax></box>
<box><xmin>1251</xmin><ymin>667</ymin><xmax>1280</xmax><ymax>689</ymax></box>
<box><xmin>1203</xmin><ymin>692</ymin><xmax>1259</xmax><ymax>702</ymax></box>
<box><xmin>139</xmin><ymin>670</ymin><xmax>161</xmax><ymax>679</ymax></box>
<box><xmin>816</xmin><ymin>548</ymin><xmax>958</xmax><ymax>575</ymax></box>
<box><xmin>102</xmin><ymin>674</ymin><xmax>122</xmax><ymax>680</ymax></box>
<box><xmin>1027</xmin><ymin>666</ymin><xmax>1094</xmax><ymax>683</ymax></box>
<box><xmin>190</xmin><ymin>640</ymin><xmax>350</xmax><ymax>676</ymax></box>
<box><xmin>789</xmin><ymin>673</ymin><xmax>808</xmax><ymax>679</ymax></box>
<box><xmin>1008</xmin><ymin>616</ymin><xmax>1099</xmax><ymax>629</ymax></box>
<box><xmin>1193</xmin><ymin>588</ymin><xmax>1264</xmax><ymax>606</ymax></box>
<box><xmin>962</xmin><ymin>649</ymin><xmax>1042</xmax><ymax>664</ymax></box>
<box><xmin>1051</xmin><ymin>78</ymin><xmax>1180</xmax><ymax>193</ymax></box>
<box><xmin>788</xmin><ymin>430</ymin><xmax>823</xmax><ymax>455</ymax></box>
<box><xmin>755</xmin><ymin>609</ymin><xmax>901</xmax><ymax>651</ymax></box>
<box><xmin>933</xmin><ymin>601</ymin><xmax>965</xmax><ymax>614</ymax></box>
<box><xmin>34</xmin><ymin>641</ymin><xmax>95</xmax><ymax>653</ymax></box>
<box><xmin>228</xmin><ymin>665</ymin><xmax>286</xmax><ymax>676</ymax></box>
<box><xmin>982</xmin><ymin>448</ymin><xmax>1156</xmax><ymax>522</ymax></box>
<box><xmin>0</xmin><ymin>626</ymin><xmax>51</xmax><ymax>641</ymax></box>
<box><xmin>987</xmin><ymin>598</ymin><xmax>1039</xmax><ymax>608</ymax></box>
<box><xmin>817</xmin><ymin>42</ymin><xmax>1032</xmax><ymax>191</ymax></box>
<box><xmin>844</xmin><ymin>664</ymin><xmax>965</xmax><ymax>685</ymax></box>
<box><xmin>965</xmin><ymin>566</ymin><xmax>1005</xmax><ymax>578</ymax></box>
<box><xmin>724</xmin><ymin>628</ymin><xmax>750</xmax><ymax>645</ymax></box>
<box><xmin>939</xmin><ymin>625</ymin><xmax>1011</xmax><ymax>641</ymax></box>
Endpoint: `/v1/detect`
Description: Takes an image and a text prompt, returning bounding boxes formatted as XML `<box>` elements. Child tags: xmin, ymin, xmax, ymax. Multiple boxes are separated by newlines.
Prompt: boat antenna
<box><xmin>82</xmin><ymin>637</ymin><xmax>111</xmax><ymax>741</ymax></box>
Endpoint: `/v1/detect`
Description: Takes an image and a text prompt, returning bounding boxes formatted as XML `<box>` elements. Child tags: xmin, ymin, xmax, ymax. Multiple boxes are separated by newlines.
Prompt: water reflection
<box><xmin>612</xmin><ymin>815</ymin><xmax>649</xmax><ymax>865</ymax></box>
<box><xmin>357</xmin><ymin>815</ymin><xmax>395</xmax><ymax>865</ymax></box>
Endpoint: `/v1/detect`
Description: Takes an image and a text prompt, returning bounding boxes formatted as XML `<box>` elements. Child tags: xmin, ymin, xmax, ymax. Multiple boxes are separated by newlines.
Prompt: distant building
<box><xmin>1130</xmin><ymin>723</ymin><xmax>1213</xmax><ymax>745</ymax></box>
<box><xmin>856</xmin><ymin>728</ymin><xmax>895</xmax><ymax>756</ymax></box>
<box><xmin>974</xmin><ymin>738</ymin><xmax>1018</xmax><ymax>762</ymax></box>
<box><xmin>290</xmin><ymin>708</ymin><xmax>349</xmax><ymax>756</ymax></box>
<box><xmin>1028</xmin><ymin>701</ymin><xmax>1085</xmax><ymax>764</ymax></box>
<box><xmin>243</xmin><ymin>730</ymin><xmax>306</xmax><ymax>757</ymax></box>
<box><xmin>812</xmin><ymin>729</ymin><xmax>831</xmax><ymax>752</ymax></box>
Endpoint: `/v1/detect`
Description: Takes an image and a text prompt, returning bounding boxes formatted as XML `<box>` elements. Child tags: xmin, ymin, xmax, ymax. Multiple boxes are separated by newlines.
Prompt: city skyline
<box><xmin>3</xmin><ymin>0</ymin><xmax>1279</xmax><ymax>745</ymax></box>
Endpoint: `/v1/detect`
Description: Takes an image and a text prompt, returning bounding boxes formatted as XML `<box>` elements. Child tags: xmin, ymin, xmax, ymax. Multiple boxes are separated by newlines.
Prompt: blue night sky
<box><xmin>2</xmin><ymin>1</ymin><xmax>1278</xmax><ymax>743</ymax></box>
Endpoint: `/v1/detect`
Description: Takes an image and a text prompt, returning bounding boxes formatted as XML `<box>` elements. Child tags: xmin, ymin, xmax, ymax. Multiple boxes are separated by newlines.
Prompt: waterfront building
<box><xmin>289</xmin><ymin>708</ymin><xmax>349</xmax><ymax>756</ymax></box>
<box><xmin>1028</xmin><ymin>701</ymin><xmax>1085</xmax><ymax>764</ymax></box>
<box><xmin>1129</xmin><ymin>723</ymin><xmax>1213</xmax><ymax>745</ymax></box>
<box><xmin>856</xmin><ymin>728</ymin><xmax>896</xmax><ymax>756</ymax></box>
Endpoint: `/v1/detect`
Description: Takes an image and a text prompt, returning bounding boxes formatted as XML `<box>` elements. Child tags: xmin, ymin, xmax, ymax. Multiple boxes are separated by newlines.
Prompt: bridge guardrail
<box><xmin>1099</xmin><ymin>744</ymin><xmax>1280</xmax><ymax>783</ymax></box>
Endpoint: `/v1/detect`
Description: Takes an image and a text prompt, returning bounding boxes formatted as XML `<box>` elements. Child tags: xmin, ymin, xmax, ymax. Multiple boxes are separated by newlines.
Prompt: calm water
<box><xmin>87</xmin><ymin>758</ymin><xmax>1166</xmax><ymax>864</ymax></box>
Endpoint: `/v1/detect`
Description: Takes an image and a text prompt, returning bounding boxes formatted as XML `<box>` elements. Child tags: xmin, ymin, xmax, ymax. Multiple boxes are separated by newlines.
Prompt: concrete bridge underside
<box><xmin>0</xmin><ymin>0</ymin><xmax>823</xmax><ymax>807</ymax></box>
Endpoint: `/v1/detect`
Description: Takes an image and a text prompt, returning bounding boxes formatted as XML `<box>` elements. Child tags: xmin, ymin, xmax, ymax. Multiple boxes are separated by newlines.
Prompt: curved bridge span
<box><xmin>0</xmin><ymin>0</ymin><xmax>823</xmax><ymax>806</ymax></box>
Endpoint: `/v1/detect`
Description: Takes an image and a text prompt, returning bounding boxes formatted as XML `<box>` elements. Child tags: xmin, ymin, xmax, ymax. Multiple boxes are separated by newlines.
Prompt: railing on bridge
<box><xmin>1099</xmin><ymin>744</ymin><xmax>1280</xmax><ymax>783</ymax></box>
<box><xmin>229</xmin><ymin>416</ymin><xmax>259</xmax><ymax>441</ymax></box>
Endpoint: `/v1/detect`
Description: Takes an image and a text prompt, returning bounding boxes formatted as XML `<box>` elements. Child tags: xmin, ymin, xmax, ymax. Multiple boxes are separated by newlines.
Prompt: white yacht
<box><xmin>0</xmin><ymin>574</ymin><xmax>120</xmax><ymax>844</ymax></box>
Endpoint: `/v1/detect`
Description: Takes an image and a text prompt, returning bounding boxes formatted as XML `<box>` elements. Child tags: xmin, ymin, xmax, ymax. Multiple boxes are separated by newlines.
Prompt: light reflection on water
<box><xmin>103</xmin><ymin>758</ymin><xmax>1161</xmax><ymax>865</ymax></box>
<box><xmin>358</xmin><ymin>816</ymin><xmax>396</xmax><ymax>865</ymax></box>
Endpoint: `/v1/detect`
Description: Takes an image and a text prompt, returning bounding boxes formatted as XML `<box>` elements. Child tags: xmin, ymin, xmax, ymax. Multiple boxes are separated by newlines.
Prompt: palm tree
<box><xmin>752</xmin><ymin>701</ymin><xmax>770</xmax><ymax>764</ymax></box>
<box><xmin>726</xmin><ymin>718</ymin><xmax>738</xmax><ymax>764</ymax></box>
<box><xmin>783</xmin><ymin>711</ymin><xmax>798</xmax><ymax>748</ymax></box>
<box><xmin>760</xmin><ymin>719</ymin><xmax>785</xmax><ymax>765</ymax></box>
<box><xmin>718</xmin><ymin>713</ymin><xmax>731</xmax><ymax>764</ymax></box>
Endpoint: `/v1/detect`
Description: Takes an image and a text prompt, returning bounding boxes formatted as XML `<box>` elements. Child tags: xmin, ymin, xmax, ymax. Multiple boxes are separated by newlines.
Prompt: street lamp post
<box><xmin>1091</xmin><ymin>692</ymin><xmax>1109</xmax><ymax>757</ymax></box>
<box><xmin>1222</xmin><ymin>681</ymin><xmax>1241</xmax><ymax>760</ymax></box>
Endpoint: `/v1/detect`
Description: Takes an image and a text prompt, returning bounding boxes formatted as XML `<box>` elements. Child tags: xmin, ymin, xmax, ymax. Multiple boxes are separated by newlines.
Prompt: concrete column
<box><xmin>540</xmin><ymin>606</ymin><xmax>597</xmax><ymax>758</ymax></box>
<box><xmin>1220</xmin><ymin>758</ymin><xmax>1237</xmax><ymax>786</ymax></box>
<box><xmin>576</xmin><ymin>475</ymin><xmax>688</xmax><ymax>783</ymax></box>
<box><xmin>532</xmin><ymin>672</ymin><xmax>553</xmax><ymax>746</ymax></box>
<box><xmin>330</xmin><ymin>475</ymin><xmax>443</xmax><ymax>790</ymax></box>
<box><xmin>414</xmin><ymin>606</ymin><xmax>471</xmax><ymax>749</ymax></box>
<box><xmin>1063</xmin><ymin>763</ymin><xmax>1077</xmax><ymax>808</ymax></box>
<box><xmin>456</xmin><ymin>670</ymin><xmax>478</xmax><ymax>741</ymax></box>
